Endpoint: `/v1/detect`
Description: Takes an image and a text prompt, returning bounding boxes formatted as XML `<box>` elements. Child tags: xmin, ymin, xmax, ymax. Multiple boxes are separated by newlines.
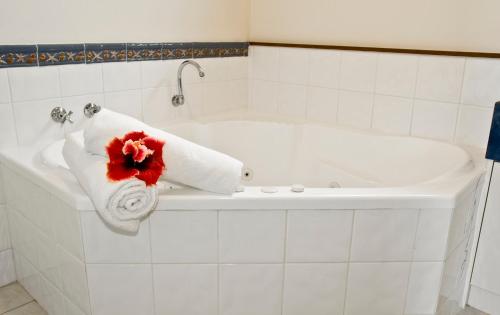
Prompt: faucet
<box><xmin>171</xmin><ymin>60</ymin><xmax>205</xmax><ymax>106</ymax></box>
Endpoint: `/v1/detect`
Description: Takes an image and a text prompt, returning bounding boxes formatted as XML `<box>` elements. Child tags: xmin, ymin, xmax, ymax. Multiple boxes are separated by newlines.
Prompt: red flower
<box><xmin>106</xmin><ymin>131</ymin><xmax>165</xmax><ymax>186</ymax></box>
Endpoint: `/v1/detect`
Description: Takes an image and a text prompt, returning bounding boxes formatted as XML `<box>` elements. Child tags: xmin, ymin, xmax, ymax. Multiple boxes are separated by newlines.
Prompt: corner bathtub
<box><xmin>0</xmin><ymin>117</ymin><xmax>486</xmax><ymax>315</ymax></box>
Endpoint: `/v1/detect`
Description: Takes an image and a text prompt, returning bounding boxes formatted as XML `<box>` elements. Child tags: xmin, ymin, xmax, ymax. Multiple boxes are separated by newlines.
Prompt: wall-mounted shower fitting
<box><xmin>50</xmin><ymin>107</ymin><xmax>74</xmax><ymax>124</ymax></box>
<box><xmin>172</xmin><ymin>60</ymin><xmax>205</xmax><ymax>107</ymax></box>
<box><xmin>84</xmin><ymin>103</ymin><xmax>101</xmax><ymax>118</ymax></box>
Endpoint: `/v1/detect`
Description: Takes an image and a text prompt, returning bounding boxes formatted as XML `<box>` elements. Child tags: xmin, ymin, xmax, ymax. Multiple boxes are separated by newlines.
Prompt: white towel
<box><xmin>83</xmin><ymin>109</ymin><xmax>243</xmax><ymax>194</ymax></box>
<box><xmin>63</xmin><ymin>131</ymin><xmax>158</xmax><ymax>233</ymax></box>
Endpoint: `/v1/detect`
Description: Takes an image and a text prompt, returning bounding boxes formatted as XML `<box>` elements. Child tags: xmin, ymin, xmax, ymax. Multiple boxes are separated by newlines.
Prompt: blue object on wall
<box><xmin>486</xmin><ymin>102</ymin><xmax>500</xmax><ymax>161</ymax></box>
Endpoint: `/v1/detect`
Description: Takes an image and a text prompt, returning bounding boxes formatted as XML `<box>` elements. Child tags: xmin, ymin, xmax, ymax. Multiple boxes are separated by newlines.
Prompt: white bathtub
<box><xmin>0</xmin><ymin>116</ymin><xmax>487</xmax><ymax>315</ymax></box>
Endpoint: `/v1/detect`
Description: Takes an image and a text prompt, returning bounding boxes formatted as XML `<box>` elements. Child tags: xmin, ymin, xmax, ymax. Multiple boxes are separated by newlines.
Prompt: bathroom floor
<box><xmin>0</xmin><ymin>283</ymin><xmax>46</xmax><ymax>315</ymax></box>
<box><xmin>0</xmin><ymin>281</ymin><xmax>489</xmax><ymax>315</ymax></box>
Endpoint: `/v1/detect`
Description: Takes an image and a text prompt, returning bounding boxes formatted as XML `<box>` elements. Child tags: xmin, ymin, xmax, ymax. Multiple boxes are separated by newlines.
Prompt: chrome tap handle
<box><xmin>50</xmin><ymin>107</ymin><xmax>74</xmax><ymax>124</ymax></box>
<box><xmin>83</xmin><ymin>103</ymin><xmax>101</xmax><ymax>118</ymax></box>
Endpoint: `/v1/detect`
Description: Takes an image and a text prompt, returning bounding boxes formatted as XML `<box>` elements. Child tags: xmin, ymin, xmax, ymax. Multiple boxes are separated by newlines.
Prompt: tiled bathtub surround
<box><xmin>0</xmin><ymin>163</ymin><xmax>482</xmax><ymax>315</ymax></box>
<box><xmin>0</xmin><ymin>42</ymin><xmax>249</xmax><ymax>67</ymax></box>
<box><xmin>249</xmin><ymin>46</ymin><xmax>500</xmax><ymax>149</ymax></box>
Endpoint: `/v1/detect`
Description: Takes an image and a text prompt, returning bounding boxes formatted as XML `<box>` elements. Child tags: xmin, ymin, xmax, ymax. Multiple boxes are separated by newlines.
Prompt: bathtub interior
<box><xmin>164</xmin><ymin>119</ymin><xmax>473</xmax><ymax>188</ymax></box>
<box><xmin>40</xmin><ymin>118</ymin><xmax>474</xmax><ymax>190</ymax></box>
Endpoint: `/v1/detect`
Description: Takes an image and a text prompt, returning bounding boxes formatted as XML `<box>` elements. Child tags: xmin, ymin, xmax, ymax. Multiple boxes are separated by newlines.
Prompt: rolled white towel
<box><xmin>63</xmin><ymin>131</ymin><xmax>158</xmax><ymax>233</ymax></box>
<box><xmin>83</xmin><ymin>109</ymin><xmax>243</xmax><ymax>194</ymax></box>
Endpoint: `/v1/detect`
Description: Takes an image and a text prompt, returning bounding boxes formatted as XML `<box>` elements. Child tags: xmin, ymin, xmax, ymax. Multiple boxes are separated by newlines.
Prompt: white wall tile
<box><xmin>104</xmin><ymin>90</ymin><xmax>142</xmax><ymax>120</ymax></box>
<box><xmin>308</xmin><ymin>50</ymin><xmax>340</xmax><ymax>88</ymax></box>
<box><xmin>183</xmin><ymin>83</ymin><xmax>204</xmax><ymax>117</ymax></box>
<box><xmin>372</xmin><ymin>95</ymin><xmax>412</xmax><ymax>135</ymax></box>
<box><xmin>306</xmin><ymin>87</ymin><xmax>338</xmax><ymax>124</ymax></box>
<box><xmin>64</xmin><ymin>296</ymin><xmax>87</xmax><ymax>315</ymax></box>
<box><xmin>250</xmin><ymin>80</ymin><xmax>278</xmax><ymax>114</ymax></box>
<box><xmin>86</xmin><ymin>264</ymin><xmax>154</xmax><ymax>315</ymax></box>
<box><xmin>8</xmin><ymin>66</ymin><xmax>60</xmax><ymax>102</ymax></box>
<box><xmin>59</xmin><ymin>64</ymin><xmax>103</xmax><ymax>97</ymax></box>
<box><xmin>219</xmin><ymin>79</ymin><xmax>248</xmax><ymax>112</ymax></box>
<box><xmin>405</xmin><ymin>262</ymin><xmax>444</xmax><ymax>314</ymax></box>
<box><xmin>455</xmin><ymin>105</ymin><xmax>494</xmax><ymax>148</ymax></box>
<box><xmin>0</xmin><ymin>70</ymin><xmax>10</xmax><ymax>103</ymax></box>
<box><xmin>14</xmin><ymin>251</ymin><xmax>41</xmax><ymax>301</ymax></box>
<box><xmin>350</xmin><ymin>209</ymin><xmax>418</xmax><ymax>261</ymax></box>
<box><xmin>205</xmin><ymin>57</ymin><xmax>248</xmax><ymax>82</ymax></box>
<box><xmin>0</xmin><ymin>207</ymin><xmax>9</xmax><ymax>251</ymax></box>
<box><xmin>153</xmin><ymin>264</ymin><xmax>217</xmax><ymax>315</ymax></box>
<box><xmin>219</xmin><ymin>211</ymin><xmax>286</xmax><ymax>263</ymax></box>
<box><xmin>278</xmin><ymin>48</ymin><xmax>309</xmax><ymax>85</ymax></box>
<box><xmin>220</xmin><ymin>264</ymin><xmax>283</xmax><ymax>315</ymax></box>
<box><xmin>415</xmin><ymin>56</ymin><xmax>465</xmax><ymax>103</ymax></box>
<box><xmin>337</xmin><ymin>90</ymin><xmax>373</xmax><ymax>129</ymax></box>
<box><xmin>282</xmin><ymin>263</ymin><xmax>347</xmax><ymax>315</ymax></box>
<box><xmin>141</xmin><ymin>60</ymin><xmax>174</xmax><ymax>88</ymax></box>
<box><xmin>0</xmin><ymin>249</ymin><xmax>15</xmax><ymax>287</ymax></box>
<box><xmin>277</xmin><ymin>84</ymin><xmax>307</xmax><ymax>118</ymax></box>
<box><xmin>150</xmin><ymin>211</ymin><xmax>217</xmax><ymax>263</ymax></box>
<box><xmin>462</xmin><ymin>58</ymin><xmax>500</xmax><ymax>107</ymax></box>
<box><xmin>53</xmin><ymin>198</ymin><xmax>84</xmax><ymax>260</ymax></box>
<box><xmin>250</xmin><ymin>46</ymin><xmax>279</xmax><ymax>81</ymax></box>
<box><xmin>142</xmin><ymin>86</ymin><xmax>174</xmax><ymax>124</ymax></box>
<box><xmin>0</xmin><ymin>103</ymin><xmax>17</xmax><ymax>148</ymax></box>
<box><xmin>286</xmin><ymin>210</ymin><xmax>352</xmax><ymax>262</ymax></box>
<box><xmin>411</xmin><ymin>100</ymin><xmax>459</xmax><ymax>141</ymax></box>
<box><xmin>340</xmin><ymin>51</ymin><xmax>377</xmax><ymax>92</ymax></box>
<box><xmin>102</xmin><ymin>62</ymin><xmax>141</xmax><ymax>92</ymax></box>
<box><xmin>345</xmin><ymin>262</ymin><xmax>411</xmax><ymax>315</ymax></box>
<box><xmin>11</xmin><ymin>98</ymin><xmax>65</xmax><ymax>145</ymax></box>
<box><xmin>37</xmin><ymin>232</ymin><xmax>62</xmax><ymax>289</ymax></box>
<box><xmin>81</xmin><ymin>212</ymin><xmax>151</xmax><ymax>263</ymax></box>
<box><xmin>59</xmin><ymin>249</ymin><xmax>91</xmax><ymax>314</ymax></box>
<box><xmin>414</xmin><ymin>209</ymin><xmax>453</xmax><ymax>261</ymax></box>
<box><xmin>376</xmin><ymin>53</ymin><xmax>418</xmax><ymax>97</ymax></box>
<box><xmin>39</xmin><ymin>275</ymin><xmax>66</xmax><ymax>315</ymax></box>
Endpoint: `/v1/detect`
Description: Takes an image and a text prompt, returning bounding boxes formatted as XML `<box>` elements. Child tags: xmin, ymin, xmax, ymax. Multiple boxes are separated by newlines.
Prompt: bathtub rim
<box><xmin>0</xmin><ymin>143</ymin><xmax>486</xmax><ymax>211</ymax></box>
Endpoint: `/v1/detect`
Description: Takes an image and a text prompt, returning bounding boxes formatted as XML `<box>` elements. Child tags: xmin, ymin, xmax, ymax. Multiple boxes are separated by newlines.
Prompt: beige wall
<box><xmin>250</xmin><ymin>0</ymin><xmax>500</xmax><ymax>53</ymax></box>
<box><xmin>0</xmin><ymin>0</ymin><xmax>249</xmax><ymax>44</ymax></box>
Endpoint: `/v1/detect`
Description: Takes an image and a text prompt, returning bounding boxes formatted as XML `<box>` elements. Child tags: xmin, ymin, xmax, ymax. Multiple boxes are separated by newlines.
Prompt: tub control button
<box><xmin>291</xmin><ymin>184</ymin><xmax>305</xmax><ymax>193</ymax></box>
<box><xmin>261</xmin><ymin>186</ymin><xmax>278</xmax><ymax>193</ymax></box>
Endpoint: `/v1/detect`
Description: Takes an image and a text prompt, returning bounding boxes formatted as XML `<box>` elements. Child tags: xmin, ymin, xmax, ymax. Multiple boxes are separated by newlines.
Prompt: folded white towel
<box><xmin>83</xmin><ymin>109</ymin><xmax>243</xmax><ymax>194</ymax></box>
<box><xmin>63</xmin><ymin>131</ymin><xmax>158</xmax><ymax>233</ymax></box>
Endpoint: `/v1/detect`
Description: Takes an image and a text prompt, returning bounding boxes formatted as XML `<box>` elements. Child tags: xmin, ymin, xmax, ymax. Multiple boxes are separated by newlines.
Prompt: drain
<box><xmin>241</xmin><ymin>167</ymin><xmax>253</xmax><ymax>181</ymax></box>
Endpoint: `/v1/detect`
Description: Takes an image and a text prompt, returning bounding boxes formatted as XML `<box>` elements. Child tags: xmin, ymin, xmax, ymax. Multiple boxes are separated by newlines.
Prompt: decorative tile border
<box><xmin>0</xmin><ymin>45</ymin><xmax>37</xmax><ymax>67</ymax></box>
<box><xmin>38</xmin><ymin>44</ymin><xmax>85</xmax><ymax>66</ymax></box>
<box><xmin>0</xmin><ymin>42</ymin><xmax>248</xmax><ymax>68</ymax></box>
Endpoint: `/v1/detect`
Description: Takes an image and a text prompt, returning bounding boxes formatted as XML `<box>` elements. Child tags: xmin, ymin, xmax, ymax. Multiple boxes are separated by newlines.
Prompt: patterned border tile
<box><xmin>127</xmin><ymin>43</ymin><xmax>162</xmax><ymax>61</ymax></box>
<box><xmin>85</xmin><ymin>43</ymin><xmax>126</xmax><ymax>63</ymax></box>
<box><xmin>0</xmin><ymin>42</ymin><xmax>248</xmax><ymax>68</ymax></box>
<box><xmin>162</xmin><ymin>43</ymin><xmax>193</xmax><ymax>60</ymax></box>
<box><xmin>193</xmin><ymin>42</ymin><xmax>222</xmax><ymax>59</ymax></box>
<box><xmin>38</xmin><ymin>44</ymin><xmax>85</xmax><ymax>66</ymax></box>
<box><xmin>0</xmin><ymin>45</ymin><xmax>37</xmax><ymax>68</ymax></box>
<box><xmin>219</xmin><ymin>42</ymin><xmax>249</xmax><ymax>57</ymax></box>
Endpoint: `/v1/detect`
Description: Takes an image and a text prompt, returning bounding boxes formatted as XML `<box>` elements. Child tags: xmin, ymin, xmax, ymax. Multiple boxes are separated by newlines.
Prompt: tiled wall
<box><xmin>248</xmin><ymin>46</ymin><xmax>500</xmax><ymax>149</ymax></box>
<box><xmin>0</xmin><ymin>56</ymin><xmax>248</xmax><ymax>147</ymax></box>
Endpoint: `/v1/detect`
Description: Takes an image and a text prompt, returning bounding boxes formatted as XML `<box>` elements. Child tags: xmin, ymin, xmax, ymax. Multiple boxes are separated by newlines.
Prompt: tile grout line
<box><xmin>279</xmin><ymin>210</ymin><xmax>288</xmax><ymax>315</ymax></box>
<box><xmin>341</xmin><ymin>210</ymin><xmax>356</xmax><ymax>315</ymax></box>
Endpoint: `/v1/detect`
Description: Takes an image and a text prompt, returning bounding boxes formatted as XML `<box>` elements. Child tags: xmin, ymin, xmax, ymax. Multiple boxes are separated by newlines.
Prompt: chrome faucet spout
<box><xmin>172</xmin><ymin>60</ymin><xmax>205</xmax><ymax>106</ymax></box>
